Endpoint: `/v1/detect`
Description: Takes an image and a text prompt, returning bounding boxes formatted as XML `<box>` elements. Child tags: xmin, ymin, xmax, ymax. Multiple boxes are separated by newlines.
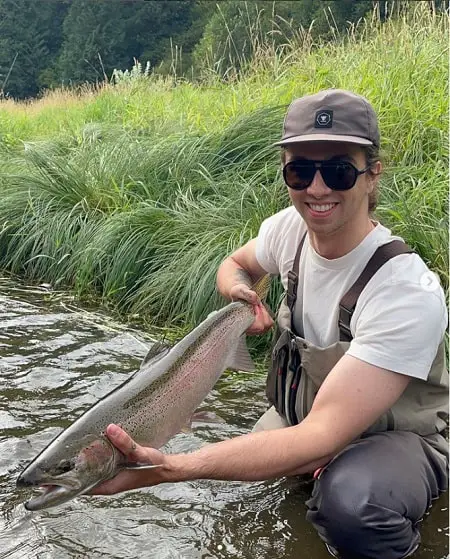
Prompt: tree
<box><xmin>192</xmin><ymin>1</ymin><xmax>374</xmax><ymax>77</ymax></box>
<box><xmin>58</xmin><ymin>0</ymin><xmax>206</xmax><ymax>84</ymax></box>
<box><xmin>310</xmin><ymin>0</ymin><xmax>373</xmax><ymax>38</ymax></box>
<box><xmin>58</xmin><ymin>0</ymin><xmax>133</xmax><ymax>85</ymax></box>
<box><xmin>0</xmin><ymin>0</ymin><xmax>70</xmax><ymax>98</ymax></box>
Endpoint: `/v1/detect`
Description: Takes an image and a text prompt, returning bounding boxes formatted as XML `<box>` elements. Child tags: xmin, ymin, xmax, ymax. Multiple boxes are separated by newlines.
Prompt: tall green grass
<box><xmin>0</xmin><ymin>4</ymin><xmax>447</xmax><ymax>350</ymax></box>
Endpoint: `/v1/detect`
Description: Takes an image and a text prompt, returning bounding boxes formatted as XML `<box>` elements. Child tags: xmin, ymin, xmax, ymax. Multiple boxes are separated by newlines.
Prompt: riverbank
<box><xmin>0</xmin><ymin>4</ymin><xmax>447</xmax><ymax>349</ymax></box>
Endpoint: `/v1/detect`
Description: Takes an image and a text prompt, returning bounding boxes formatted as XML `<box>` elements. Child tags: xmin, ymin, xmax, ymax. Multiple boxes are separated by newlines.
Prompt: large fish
<box><xmin>16</xmin><ymin>276</ymin><xmax>270</xmax><ymax>511</ymax></box>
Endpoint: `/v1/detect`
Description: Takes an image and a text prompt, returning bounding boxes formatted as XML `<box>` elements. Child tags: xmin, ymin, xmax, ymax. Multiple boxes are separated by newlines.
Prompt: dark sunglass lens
<box><xmin>321</xmin><ymin>162</ymin><xmax>357</xmax><ymax>190</ymax></box>
<box><xmin>283</xmin><ymin>162</ymin><xmax>316</xmax><ymax>190</ymax></box>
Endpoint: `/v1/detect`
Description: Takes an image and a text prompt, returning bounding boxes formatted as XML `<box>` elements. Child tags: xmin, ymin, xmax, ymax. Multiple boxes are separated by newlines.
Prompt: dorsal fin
<box><xmin>140</xmin><ymin>341</ymin><xmax>171</xmax><ymax>368</ymax></box>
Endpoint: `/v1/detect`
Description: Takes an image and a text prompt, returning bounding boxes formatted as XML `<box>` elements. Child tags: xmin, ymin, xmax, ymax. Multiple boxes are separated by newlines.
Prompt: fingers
<box><xmin>105</xmin><ymin>424</ymin><xmax>144</xmax><ymax>461</ymax></box>
<box><xmin>228</xmin><ymin>284</ymin><xmax>274</xmax><ymax>335</ymax></box>
<box><xmin>104</xmin><ymin>424</ymin><xmax>164</xmax><ymax>467</ymax></box>
<box><xmin>90</xmin><ymin>425</ymin><xmax>167</xmax><ymax>495</ymax></box>
<box><xmin>247</xmin><ymin>303</ymin><xmax>274</xmax><ymax>335</ymax></box>
<box><xmin>229</xmin><ymin>284</ymin><xmax>259</xmax><ymax>305</ymax></box>
<box><xmin>90</xmin><ymin>470</ymin><xmax>132</xmax><ymax>495</ymax></box>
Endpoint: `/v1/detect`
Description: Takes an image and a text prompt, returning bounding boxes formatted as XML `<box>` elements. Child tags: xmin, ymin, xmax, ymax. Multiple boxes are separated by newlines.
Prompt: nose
<box><xmin>17</xmin><ymin>471</ymin><xmax>33</xmax><ymax>487</ymax></box>
<box><xmin>306</xmin><ymin>168</ymin><xmax>332</xmax><ymax>197</ymax></box>
<box><xmin>17</xmin><ymin>465</ymin><xmax>43</xmax><ymax>487</ymax></box>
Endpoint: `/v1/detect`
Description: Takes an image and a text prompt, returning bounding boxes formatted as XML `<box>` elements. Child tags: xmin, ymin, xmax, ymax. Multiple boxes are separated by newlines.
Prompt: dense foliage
<box><xmin>0</xmin><ymin>4</ymin><xmax>447</xmax><ymax>358</ymax></box>
<box><xmin>0</xmin><ymin>0</ymin><xmax>446</xmax><ymax>99</ymax></box>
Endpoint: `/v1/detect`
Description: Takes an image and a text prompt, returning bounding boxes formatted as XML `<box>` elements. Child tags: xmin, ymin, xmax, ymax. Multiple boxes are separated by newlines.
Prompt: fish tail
<box><xmin>251</xmin><ymin>274</ymin><xmax>271</xmax><ymax>302</ymax></box>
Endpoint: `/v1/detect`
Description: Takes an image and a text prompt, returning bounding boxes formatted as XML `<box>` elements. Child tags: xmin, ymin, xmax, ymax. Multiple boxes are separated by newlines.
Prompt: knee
<box><xmin>306</xmin><ymin>467</ymin><xmax>418</xmax><ymax>558</ymax></box>
<box><xmin>308</xmin><ymin>467</ymin><xmax>374</xmax><ymax>538</ymax></box>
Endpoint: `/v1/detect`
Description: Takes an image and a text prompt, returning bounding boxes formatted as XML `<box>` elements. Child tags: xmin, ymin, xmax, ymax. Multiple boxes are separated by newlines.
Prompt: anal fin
<box><xmin>226</xmin><ymin>335</ymin><xmax>255</xmax><ymax>372</ymax></box>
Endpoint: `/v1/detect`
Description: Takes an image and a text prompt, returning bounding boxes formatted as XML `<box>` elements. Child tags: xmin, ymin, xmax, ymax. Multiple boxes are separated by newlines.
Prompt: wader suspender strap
<box><xmin>338</xmin><ymin>240</ymin><xmax>413</xmax><ymax>342</ymax></box>
<box><xmin>286</xmin><ymin>235</ymin><xmax>413</xmax><ymax>340</ymax></box>
<box><xmin>286</xmin><ymin>233</ymin><xmax>307</xmax><ymax>330</ymax></box>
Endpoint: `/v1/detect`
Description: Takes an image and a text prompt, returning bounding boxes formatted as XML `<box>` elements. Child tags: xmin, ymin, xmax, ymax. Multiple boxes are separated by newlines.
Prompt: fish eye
<box><xmin>54</xmin><ymin>458</ymin><xmax>75</xmax><ymax>475</ymax></box>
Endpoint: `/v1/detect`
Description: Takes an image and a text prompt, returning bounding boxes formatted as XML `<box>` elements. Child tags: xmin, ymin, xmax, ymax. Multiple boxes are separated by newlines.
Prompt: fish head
<box><xmin>16</xmin><ymin>433</ymin><xmax>120</xmax><ymax>511</ymax></box>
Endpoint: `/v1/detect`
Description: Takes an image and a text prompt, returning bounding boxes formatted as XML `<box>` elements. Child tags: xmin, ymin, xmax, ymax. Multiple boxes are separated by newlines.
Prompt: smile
<box><xmin>306</xmin><ymin>203</ymin><xmax>337</xmax><ymax>216</ymax></box>
<box><xmin>308</xmin><ymin>203</ymin><xmax>336</xmax><ymax>212</ymax></box>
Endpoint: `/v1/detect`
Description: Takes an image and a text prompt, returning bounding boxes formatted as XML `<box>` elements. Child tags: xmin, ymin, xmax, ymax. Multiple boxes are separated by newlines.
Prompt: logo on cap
<box><xmin>315</xmin><ymin>110</ymin><xmax>333</xmax><ymax>128</ymax></box>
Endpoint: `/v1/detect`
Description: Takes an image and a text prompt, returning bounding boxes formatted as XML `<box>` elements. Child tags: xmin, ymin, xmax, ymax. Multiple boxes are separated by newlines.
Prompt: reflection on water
<box><xmin>0</xmin><ymin>278</ymin><xmax>448</xmax><ymax>559</ymax></box>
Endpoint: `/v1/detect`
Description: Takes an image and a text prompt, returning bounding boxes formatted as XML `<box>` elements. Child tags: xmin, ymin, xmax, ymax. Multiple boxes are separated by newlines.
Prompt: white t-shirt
<box><xmin>255</xmin><ymin>206</ymin><xmax>447</xmax><ymax>381</ymax></box>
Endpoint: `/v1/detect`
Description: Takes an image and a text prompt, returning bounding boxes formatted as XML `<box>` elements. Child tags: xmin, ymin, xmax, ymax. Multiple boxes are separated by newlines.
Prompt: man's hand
<box><xmin>91</xmin><ymin>424</ymin><xmax>168</xmax><ymax>495</ymax></box>
<box><xmin>216</xmin><ymin>239</ymin><xmax>274</xmax><ymax>335</ymax></box>
<box><xmin>229</xmin><ymin>283</ymin><xmax>274</xmax><ymax>335</ymax></box>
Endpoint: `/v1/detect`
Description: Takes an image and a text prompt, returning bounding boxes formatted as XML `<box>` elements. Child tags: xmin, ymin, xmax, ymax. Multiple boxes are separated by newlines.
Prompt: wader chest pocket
<box><xmin>271</xmin><ymin>345</ymin><xmax>288</xmax><ymax>417</ymax></box>
<box><xmin>268</xmin><ymin>338</ymin><xmax>302</xmax><ymax>423</ymax></box>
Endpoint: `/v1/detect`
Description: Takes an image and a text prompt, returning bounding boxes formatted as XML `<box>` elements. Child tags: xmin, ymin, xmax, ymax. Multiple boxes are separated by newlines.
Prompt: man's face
<box><xmin>283</xmin><ymin>142</ymin><xmax>380</xmax><ymax>239</ymax></box>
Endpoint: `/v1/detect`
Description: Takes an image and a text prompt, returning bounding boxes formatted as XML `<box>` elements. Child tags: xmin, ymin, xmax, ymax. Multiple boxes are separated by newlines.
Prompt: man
<box><xmin>93</xmin><ymin>90</ymin><xmax>448</xmax><ymax>559</ymax></box>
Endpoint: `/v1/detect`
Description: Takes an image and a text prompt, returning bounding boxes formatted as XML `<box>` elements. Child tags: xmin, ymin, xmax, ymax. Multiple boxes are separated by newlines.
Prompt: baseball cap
<box><xmin>274</xmin><ymin>89</ymin><xmax>380</xmax><ymax>148</ymax></box>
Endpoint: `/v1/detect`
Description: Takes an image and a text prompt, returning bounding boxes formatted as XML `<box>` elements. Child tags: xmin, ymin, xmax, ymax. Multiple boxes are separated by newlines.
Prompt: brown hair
<box><xmin>363</xmin><ymin>144</ymin><xmax>382</xmax><ymax>213</ymax></box>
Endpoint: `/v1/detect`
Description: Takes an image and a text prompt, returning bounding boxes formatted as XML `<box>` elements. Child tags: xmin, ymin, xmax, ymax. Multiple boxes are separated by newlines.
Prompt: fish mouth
<box><xmin>17</xmin><ymin>435</ymin><xmax>121</xmax><ymax>511</ymax></box>
<box><xmin>18</xmin><ymin>449</ymin><xmax>118</xmax><ymax>511</ymax></box>
<box><xmin>24</xmin><ymin>483</ymin><xmax>74</xmax><ymax>511</ymax></box>
<box><xmin>16</xmin><ymin>465</ymin><xmax>96</xmax><ymax>511</ymax></box>
<box><xmin>22</xmin><ymin>478</ymin><xmax>101</xmax><ymax>511</ymax></box>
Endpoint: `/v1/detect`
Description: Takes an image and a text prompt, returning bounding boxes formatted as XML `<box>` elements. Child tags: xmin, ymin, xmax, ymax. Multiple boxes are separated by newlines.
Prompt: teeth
<box><xmin>309</xmin><ymin>203</ymin><xmax>335</xmax><ymax>212</ymax></box>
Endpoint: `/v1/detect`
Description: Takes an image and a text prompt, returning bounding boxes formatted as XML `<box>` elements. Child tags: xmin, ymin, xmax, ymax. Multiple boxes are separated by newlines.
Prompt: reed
<box><xmin>0</xmin><ymin>3</ymin><xmax>447</xmax><ymax>352</ymax></box>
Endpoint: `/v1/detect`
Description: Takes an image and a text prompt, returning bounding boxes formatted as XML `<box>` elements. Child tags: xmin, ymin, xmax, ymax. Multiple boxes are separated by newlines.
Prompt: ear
<box><xmin>367</xmin><ymin>160</ymin><xmax>382</xmax><ymax>192</ymax></box>
<box><xmin>372</xmin><ymin>160</ymin><xmax>382</xmax><ymax>175</ymax></box>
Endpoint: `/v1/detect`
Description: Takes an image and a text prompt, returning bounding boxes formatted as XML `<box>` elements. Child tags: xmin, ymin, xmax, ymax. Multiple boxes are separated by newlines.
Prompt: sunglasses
<box><xmin>283</xmin><ymin>159</ymin><xmax>371</xmax><ymax>191</ymax></box>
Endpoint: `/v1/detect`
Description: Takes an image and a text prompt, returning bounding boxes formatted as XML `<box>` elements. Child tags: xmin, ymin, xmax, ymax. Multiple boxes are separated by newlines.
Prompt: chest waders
<box><xmin>266</xmin><ymin>234</ymin><xmax>449</xmax><ymax>436</ymax></box>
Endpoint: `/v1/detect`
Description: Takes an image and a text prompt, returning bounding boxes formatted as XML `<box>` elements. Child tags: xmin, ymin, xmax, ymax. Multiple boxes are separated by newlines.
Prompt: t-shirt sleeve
<box><xmin>254</xmin><ymin>214</ymin><xmax>282</xmax><ymax>275</ymax></box>
<box><xmin>255</xmin><ymin>207</ymin><xmax>306</xmax><ymax>278</ymax></box>
<box><xmin>347</xmin><ymin>275</ymin><xmax>448</xmax><ymax>381</ymax></box>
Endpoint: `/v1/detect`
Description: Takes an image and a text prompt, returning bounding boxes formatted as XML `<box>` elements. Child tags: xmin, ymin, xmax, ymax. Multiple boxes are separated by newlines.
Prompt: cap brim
<box><xmin>273</xmin><ymin>134</ymin><xmax>373</xmax><ymax>147</ymax></box>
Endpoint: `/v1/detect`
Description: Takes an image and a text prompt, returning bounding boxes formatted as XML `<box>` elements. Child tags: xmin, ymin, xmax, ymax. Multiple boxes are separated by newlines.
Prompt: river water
<box><xmin>0</xmin><ymin>277</ymin><xmax>448</xmax><ymax>559</ymax></box>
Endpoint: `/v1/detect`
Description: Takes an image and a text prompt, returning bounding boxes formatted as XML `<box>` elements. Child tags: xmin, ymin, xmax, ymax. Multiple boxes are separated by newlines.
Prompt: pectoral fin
<box><xmin>123</xmin><ymin>463</ymin><xmax>164</xmax><ymax>470</ymax></box>
<box><xmin>191</xmin><ymin>410</ymin><xmax>225</xmax><ymax>424</ymax></box>
<box><xmin>226</xmin><ymin>335</ymin><xmax>255</xmax><ymax>372</ymax></box>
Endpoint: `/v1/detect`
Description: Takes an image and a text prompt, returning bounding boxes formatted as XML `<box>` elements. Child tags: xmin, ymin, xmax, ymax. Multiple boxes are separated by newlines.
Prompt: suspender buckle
<box><xmin>286</xmin><ymin>271</ymin><xmax>298</xmax><ymax>311</ymax></box>
<box><xmin>287</xmin><ymin>271</ymin><xmax>298</xmax><ymax>296</ymax></box>
<box><xmin>338</xmin><ymin>304</ymin><xmax>353</xmax><ymax>341</ymax></box>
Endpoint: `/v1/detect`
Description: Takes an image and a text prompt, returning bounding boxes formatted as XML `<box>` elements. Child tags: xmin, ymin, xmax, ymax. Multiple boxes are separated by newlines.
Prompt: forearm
<box><xmin>164</xmin><ymin>419</ymin><xmax>340</xmax><ymax>483</ymax></box>
<box><xmin>285</xmin><ymin>452</ymin><xmax>337</xmax><ymax>477</ymax></box>
<box><xmin>216</xmin><ymin>256</ymin><xmax>253</xmax><ymax>300</ymax></box>
<box><xmin>216</xmin><ymin>239</ymin><xmax>266</xmax><ymax>301</ymax></box>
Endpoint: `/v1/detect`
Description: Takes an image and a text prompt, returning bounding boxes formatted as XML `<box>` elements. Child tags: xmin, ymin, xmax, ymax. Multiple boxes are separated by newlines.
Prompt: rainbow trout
<box><xmin>16</xmin><ymin>276</ymin><xmax>270</xmax><ymax>511</ymax></box>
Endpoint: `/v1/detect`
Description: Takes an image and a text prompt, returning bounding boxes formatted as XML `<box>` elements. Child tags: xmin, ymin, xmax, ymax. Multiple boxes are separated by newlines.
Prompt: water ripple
<box><xmin>0</xmin><ymin>276</ymin><xmax>448</xmax><ymax>559</ymax></box>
